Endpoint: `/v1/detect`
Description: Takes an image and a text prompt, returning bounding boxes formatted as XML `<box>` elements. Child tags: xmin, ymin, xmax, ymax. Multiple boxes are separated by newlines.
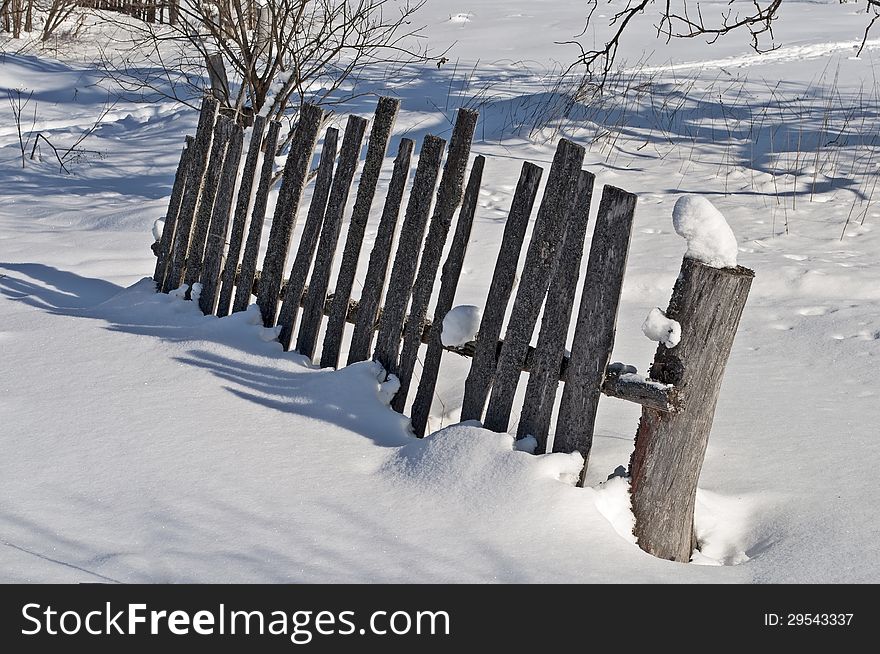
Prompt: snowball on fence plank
<box><xmin>441</xmin><ymin>305</ymin><xmax>483</xmax><ymax>347</ymax></box>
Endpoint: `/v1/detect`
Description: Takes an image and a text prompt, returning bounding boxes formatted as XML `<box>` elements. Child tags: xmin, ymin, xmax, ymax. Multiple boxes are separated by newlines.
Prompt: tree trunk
<box><xmin>629</xmin><ymin>258</ymin><xmax>754</xmax><ymax>562</ymax></box>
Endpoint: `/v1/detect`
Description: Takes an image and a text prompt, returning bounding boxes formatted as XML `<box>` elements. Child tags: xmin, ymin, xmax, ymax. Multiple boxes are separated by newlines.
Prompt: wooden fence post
<box><xmin>256</xmin><ymin>104</ymin><xmax>323</xmax><ymax>327</ymax></box>
<box><xmin>295</xmin><ymin>115</ymin><xmax>368</xmax><ymax>359</ymax></box>
<box><xmin>233</xmin><ymin>120</ymin><xmax>281</xmax><ymax>314</ymax></box>
<box><xmin>410</xmin><ymin>155</ymin><xmax>485</xmax><ymax>436</ymax></box>
<box><xmin>276</xmin><ymin>127</ymin><xmax>339</xmax><ymax>350</ymax></box>
<box><xmin>516</xmin><ymin>169</ymin><xmax>595</xmax><ymax>451</ymax></box>
<box><xmin>629</xmin><ymin>259</ymin><xmax>754</xmax><ymax>562</ymax></box>
<box><xmin>553</xmin><ymin>185</ymin><xmax>637</xmax><ymax>481</ymax></box>
<box><xmin>183</xmin><ymin>115</ymin><xmax>235</xmax><ymax>291</ymax></box>
<box><xmin>482</xmin><ymin>139</ymin><xmax>585</xmax><ymax>433</ymax></box>
<box><xmin>321</xmin><ymin>97</ymin><xmax>399</xmax><ymax>369</ymax></box>
<box><xmin>216</xmin><ymin>115</ymin><xmax>267</xmax><ymax>317</ymax></box>
<box><xmin>391</xmin><ymin>108</ymin><xmax>478</xmax><ymax>413</ymax></box>
<box><xmin>347</xmin><ymin>138</ymin><xmax>414</xmax><ymax>365</ymax></box>
<box><xmin>372</xmin><ymin>135</ymin><xmax>445</xmax><ymax>374</ymax></box>
<box><xmin>198</xmin><ymin>123</ymin><xmax>245</xmax><ymax>315</ymax></box>
<box><xmin>459</xmin><ymin>161</ymin><xmax>542</xmax><ymax>422</ymax></box>
<box><xmin>153</xmin><ymin>136</ymin><xmax>193</xmax><ymax>288</ymax></box>
<box><xmin>164</xmin><ymin>97</ymin><xmax>219</xmax><ymax>292</ymax></box>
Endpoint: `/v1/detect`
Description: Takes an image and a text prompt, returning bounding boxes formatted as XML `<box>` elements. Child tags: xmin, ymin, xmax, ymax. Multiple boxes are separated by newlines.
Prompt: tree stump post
<box><xmin>629</xmin><ymin>258</ymin><xmax>755</xmax><ymax>562</ymax></box>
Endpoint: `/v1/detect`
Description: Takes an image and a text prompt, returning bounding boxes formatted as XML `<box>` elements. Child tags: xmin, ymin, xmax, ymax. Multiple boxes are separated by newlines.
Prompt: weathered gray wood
<box><xmin>372</xmin><ymin>135</ymin><xmax>446</xmax><ymax>372</ymax></box>
<box><xmin>459</xmin><ymin>161</ymin><xmax>543</xmax><ymax>422</ymax></box>
<box><xmin>164</xmin><ymin>97</ymin><xmax>219</xmax><ymax>292</ymax></box>
<box><xmin>321</xmin><ymin>97</ymin><xmax>399</xmax><ymax>369</ymax></box>
<box><xmin>347</xmin><ymin>138</ymin><xmax>415</xmax><ymax>365</ymax></box>
<box><xmin>295</xmin><ymin>115</ymin><xmax>368</xmax><ymax>359</ymax></box>
<box><xmin>233</xmin><ymin>120</ymin><xmax>281</xmax><ymax>313</ymax></box>
<box><xmin>276</xmin><ymin>127</ymin><xmax>339</xmax><ymax>350</ymax></box>
<box><xmin>482</xmin><ymin>139</ymin><xmax>586</xmax><ymax>433</ymax></box>
<box><xmin>629</xmin><ymin>259</ymin><xmax>754</xmax><ymax>562</ymax></box>
<box><xmin>198</xmin><ymin>123</ymin><xmax>245</xmax><ymax>315</ymax></box>
<box><xmin>391</xmin><ymin>109</ymin><xmax>479</xmax><ymax>414</ymax></box>
<box><xmin>517</xmin><ymin>170</ymin><xmax>595</xmax><ymax>451</ymax></box>
<box><xmin>216</xmin><ymin>115</ymin><xmax>267</xmax><ymax>317</ymax></box>
<box><xmin>183</xmin><ymin>115</ymin><xmax>236</xmax><ymax>291</ymax></box>
<box><xmin>410</xmin><ymin>155</ymin><xmax>485</xmax><ymax>436</ymax></box>
<box><xmin>256</xmin><ymin>104</ymin><xmax>324</xmax><ymax>327</ymax></box>
<box><xmin>553</xmin><ymin>185</ymin><xmax>638</xmax><ymax>474</ymax></box>
<box><xmin>153</xmin><ymin>136</ymin><xmax>193</xmax><ymax>288</ymax></box>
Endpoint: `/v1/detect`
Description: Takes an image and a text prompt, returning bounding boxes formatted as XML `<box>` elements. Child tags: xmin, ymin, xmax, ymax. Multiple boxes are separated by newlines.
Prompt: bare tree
<box><xmin>98</xmin><ymin>0</ymin><xmax>436</xmax><ymax>122</ymax></box>
<box><xmin>566</xmin><ymin>0</ymin><xmax>880</xmax><ymax>90</ymax></box>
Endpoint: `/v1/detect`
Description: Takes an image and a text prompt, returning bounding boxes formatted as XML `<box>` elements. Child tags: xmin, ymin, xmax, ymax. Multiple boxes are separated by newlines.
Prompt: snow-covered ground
<box><xmin>2</xmin><ymin>1</ymin><xmax>880</xmax><ymax>583</ymax></box>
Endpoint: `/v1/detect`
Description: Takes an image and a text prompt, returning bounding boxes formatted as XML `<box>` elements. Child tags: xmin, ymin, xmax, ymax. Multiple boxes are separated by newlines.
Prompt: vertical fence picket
<box><xmin>410</xmin><ymin>155</ymin><xmax>485</xmax><ymax>436</ymax></box>
<box><xmin>256</xmin><ymin>104</ymin><xmax>324</xmax><ymax>327</ymax></box>
<box><xmin>347</xmin><ymin>138</ymin><xmax>414</xmax><ymax>365</ymax></box>
<box><xmin>482</xmin><ymin>139</ymin><xmax>585</xmax><ymax>433</ymax></box>
<box><xmin>321</xmin><ymin>97</ymin><xmax>399</xmax><ymax>369</ymax></box>
<box><xmin>295</xmin><ymin>115</ymin><xmax>368</xmax><ymax>359</ymax></box>
<box><xmin>516</xmin><ymin>169</ymin><xmax>595</xmax><ymax>451</ymax></box>
<box><xmin>372</xmin><ymin>135</ymin><xmax>446</xmax><ymax>374</ymax></box>
<box><xmin>390</xmin><ymin>109</ymin><xmax>479</xmax><ymax>413</ymax></box>
<box><xmin>198</xmin><ymin>123</ymin><xmax>245</xmax><ymax>315</ymax></box>
<box><xmin>276</xmin><ymin>127</ymin><xmax>339</xmax><ymax>350</ymax></box>
<box><xmin>233</xmin><ymin>120</ymin><xmax>281</xmax><ymax>314</ymax></box>
<box><xmin>164</xmin><ymin>97</ymin><xmax>219</xmax><ymax>292</ymax></box>
<box><xmin>216</xmin><ymin>115</ymin><xmax>267</xmax><ymax>317</ymax></box>
<box><xmin>153</xmin><ymin>135</ymin><xmax>193</xmax><ymax>288</ymax></box>
<box><xmin>553</xmin><ymin>185</ymin><xmax>637</xmax><ymax>475</ymax></box>
<box><xmin>183</xmin><ymin>115</ymin><xmax>236</xmax><ymax>291</ymax></box>
<box><xmin>459</xmin><ymin>162</ymin><xmax>542</xmax><ymax>422</ymax></box>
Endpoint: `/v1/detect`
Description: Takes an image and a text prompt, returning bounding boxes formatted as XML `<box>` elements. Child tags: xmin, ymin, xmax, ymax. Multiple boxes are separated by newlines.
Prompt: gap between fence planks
<box><xmin>256</xmin><ymin>103</ymin><xmax>324</xmax><ymax>328</ymax></box>
<box><xmin>347</xmin><ymin>138</ymin><xmax>415</xmax><ymax>365</ymax></box>
<box><xmin>391</xmin><ymin>108</ymin><xmax>479</xmax><ymax>414</ymax></box>
<box><xmin>321</xmin><ymin>97</ymin><xmax>400</xmax><ymax>369</ymax></box>
<box><xmin>216</xmin><ymin>115</ymin><xmax>267</xmax><ymax>318</ymax></box>
<box><xmin>295</xmin><ymin>114</ymin><xmax>368</xmax><ymax>359</ymax></box>
<box><xmin>482</xmin><ymin>138</ymin><xmax>586</xmax><ymax>433</ymax></box>
<box><xmin>233</xmin><ymin>120</ymin><xmax>282</xmax><ymax>315</ymax></box>
<box><xmin>409</xmin><ymin>155</ymin><xmax>485</xmax><ymax>437</ymax></box>
<box><xmin>276</xmin><ymin>126</ymin><xmax>339</xmax><ymax>351</ymax></box>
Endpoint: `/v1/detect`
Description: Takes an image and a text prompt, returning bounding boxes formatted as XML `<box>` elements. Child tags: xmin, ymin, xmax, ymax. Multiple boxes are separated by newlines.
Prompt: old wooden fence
<box><xmin>151</xmin><ymin>96</ymin><xmax>754</xmax><ymax>563</ymax></box>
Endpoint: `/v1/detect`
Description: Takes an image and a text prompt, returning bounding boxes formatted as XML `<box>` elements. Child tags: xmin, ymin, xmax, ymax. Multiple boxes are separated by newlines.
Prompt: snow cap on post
<box><xmin>672</xmin><ymin>195</ymin><xmax>738</xmax><ymax>269</ymax></box>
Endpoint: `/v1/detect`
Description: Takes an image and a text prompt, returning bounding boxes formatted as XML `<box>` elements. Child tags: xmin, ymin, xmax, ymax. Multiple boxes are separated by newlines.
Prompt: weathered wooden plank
<box><xmin>553</xmin><ymin>185</ymin><xmax>637</xmax><ymax>473</ymax></box>
<box><xmin>153</xmin><ymin>135</ymin><xmax>193</xmax><ymax>288</ymax></box>
<box><xmin>183</xmin><ymin>114</ymin><xmax>235</xmax><ymax>291</ymax></box>
<box><xmin>233</xmin><ymin>120</ymin><xmax>281</xmax><ymax>314</ymax></box>
<box><xmin>517</xmin><ymin>169</ymin><xmax>595</xmax><ymax>451</ymax></box>
<box><xmin>459</xmin><ymin>161</ymin><xmax>543</xmax><ymax>422</ymax></box>
<box><xmin>630</xmin><ymin>259</ymin><xmax>754</xmax><ymax>562</ymax></box>
<box><xmin>216</xmin><ymin>115</ymin><xmax>267</xmax><ymax>317</ymax></box>
<box><xmin>320</xmin><ymin>97</ymin><xmax>399</xmax><ymax>369</ymax></box>
<box><xmin>347</xmin><ymin>138</ymin><xmax>414</xmax><ymax>365</ymax></box>
<box><xmin>198</xmin><ymin>122</ymin><xmax>245</xmax><ymax>315</ymax></box>
<box><xmin>482</xmin><ymin>138</ymin><xmax>585</xmax><ymax>433</ymax></box>
<box><xmin>164</xmin><ymin>97</ymin><xmax>219</xmax><ymax>292</ymax></box>
<box><xmin>391</xmin><ymin>109</ymin><xmax>479</xmax><ymax>414</ymax></box>
<box><xmin>460</xmin><ymin>170</ymin><xmax>543</xmax><ymax>424</ymax></box>
<box><xmin>372</xmin><ymin>135</ymin><xmax>446</xmax><ymax>373</ymax></box>
<box><xmin>276</xmin><ymin>127</ymin><xmax>339</xmax><ymax>350</ymax></box>
<box><xmin>410</xmin><ymin>155</ymin><xmax>485</xmax><ymax>436</ymax></box>
<box><xmin>294</xmin><ymin>115</ymin><xmax>368</xmax><ymax>359</ymax></box>
<box><xmin>256</xmin><ymin>104</ymin><xmax>324</xmax><ymax>327</ymax></box>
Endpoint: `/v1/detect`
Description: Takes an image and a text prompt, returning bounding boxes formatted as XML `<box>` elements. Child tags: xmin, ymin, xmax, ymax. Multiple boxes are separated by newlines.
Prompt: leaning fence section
<box><xmin>151</xmin><ymin>95</ymin><xmax>754</xmax><ymax>562</ymax></box>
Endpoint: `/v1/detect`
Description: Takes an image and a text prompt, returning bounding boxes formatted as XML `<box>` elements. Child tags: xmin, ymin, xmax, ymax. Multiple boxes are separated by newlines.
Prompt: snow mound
<box><xmin>152</xmin><ymin>219</ymin><xmax>164</xmax><ymax>242</ymax></box>
<box><xmin>672</xmin><ymin>195</ymin><xmax>738</xmax><ymax>268</ymax></box>
<box><xmin>641</xmin><ymin>307</ymin><xmax>681</xmax><ymax>348</ymax></box>
<box><xmin>441</xmin><ymin>305</ymin><xmax>482</xmax><ymax>347</ymax></box>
